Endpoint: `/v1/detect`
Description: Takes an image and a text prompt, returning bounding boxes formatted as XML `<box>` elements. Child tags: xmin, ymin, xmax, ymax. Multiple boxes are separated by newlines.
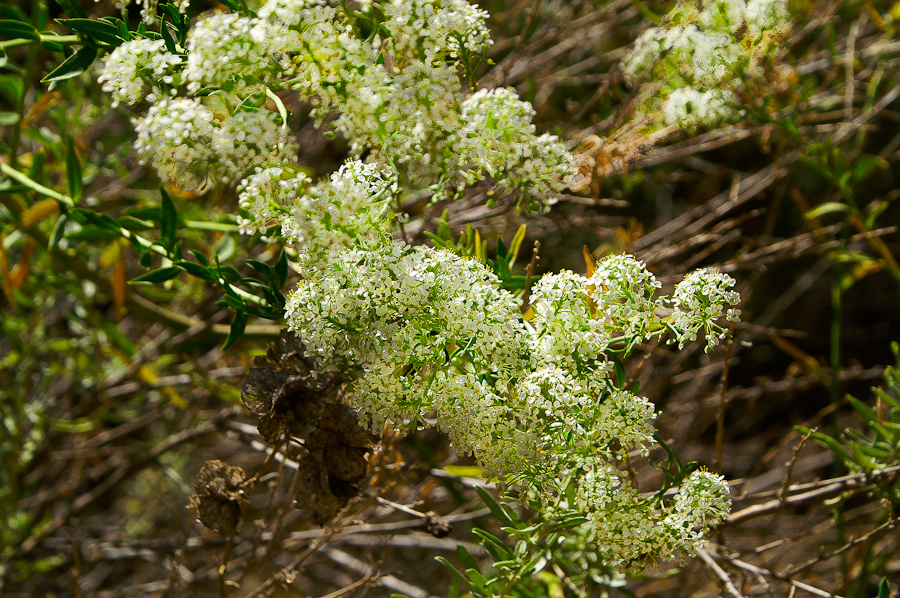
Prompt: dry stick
<box><xmin>321</xmin><ymin>547</ymin><xmax>438</xmax><ymax>598</ymax></box>
<box><xmin>67</xmin><ymin>531</ymin><xmax>82</xmax><ymax>598</ymax></box>
<box><xmin>696</xmin><ymin>546</ymin><xmax>745</xmax><ymax>598</ymax></box>
<box><xmin>715</xmin><ymin>328</ymin><xmax>734</xmax><ymax>474</ymax></box>
<box><xmin>727</xmin><ymin>465</ymin><xmax>900</xmax><ymax>525</ymax></box>
<box><xmin>18</xmin><ymin>411</ymin><xmax>235</xmax><ymax>555</ymax></box>
<box><xmin>781</xmin><ymin>515</ymin><xmax>897</xmax><ymax>578</ymax></box>
<box><xmin>726</xmin><ymin>557</ymin><xmax>842</xmax><ymax>598</ymax></box>
<box><xmin>778</xmin><ymin>429</ymin><xmax>816</xmax><ymax>504</ymax></box>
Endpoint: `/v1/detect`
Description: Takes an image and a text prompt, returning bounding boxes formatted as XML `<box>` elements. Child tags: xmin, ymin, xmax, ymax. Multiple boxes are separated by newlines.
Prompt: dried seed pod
<box><xmin>189</xmin><ymin>459</ymin><xmax>247</xmax><ymax>535</ymax></box>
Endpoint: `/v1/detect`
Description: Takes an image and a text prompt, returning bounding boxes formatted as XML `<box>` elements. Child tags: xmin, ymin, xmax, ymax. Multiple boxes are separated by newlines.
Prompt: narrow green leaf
<box><xmin>123</xmin><ymin>205</ymin><xmax>162</xmax><ymax>221</ymax></box>
<box><xmin>475</xmin><ymin>486</ymin><xmax>516</xmax><ymax>529</ymax></box>
<box><xmin>847</xmin><ymin>396</ymin><xmax>877</xmax><ymax>423</ymax></box>
<box><xmin>0</xmin><ymin>6</ymin><xmax>29</xmax><ymax>22</ymax></box>
<box><xmin>160</xmin><ymin>17</ymin><xmax>177</xmax><ymax>54</ymax></box>
<box><xmin>275</xmin><ymin>248</ymin><xmax>288</xmax><ymax>287</ymax></box>
<box><xmin>435</xmin><ymin>557</ymin><xmax>476</xmax><ymax>593</ymax></box>
<box><xmin>0</xmin><ymin>111</ymin><xmax>19</xmax><ymax>125</ymax></box>
<box><xmin>456</xmin><ymin>544</ymin><xmax>479</xmax><ymax>571</ymax></box>
<box><xmin>128</xmin><ymin>266</ymin><xmax>183</xmax><ymax>285</ymax></box>
<box><xmin>53</xmin><ymin>0</ymin><xmax>87</xmax><ymax>18</ymax></box>
<box><xmin>48</xmin><ymin>213</ymin><xmax>68</xmax><ymax>249</ymax></box>
<box><xmin>805</xmin><ymin>202</ymin><xmax>850</xmax><ymax>220</ymax></box>
<box><xmin>117</xmin><ymin>215</ymin><xmax>154</xmax><ymax>231</ymax></box>
<box><xmin>472</xmin><ymin>529</ymin><xmax>513</xmax><ymax>559</ymax></box>
<box><xmin>850</xmin><ymin>154</ymin><xmax>888</xmax><ymax>184</ymax></box>
<box><xmin>138</xmin><ymin>251</ymin><xmax>152</xmax><ymax>268</ymax></box>
<box><xmin>0</xmin><ymin>20</ymin><xmax>39</xmax><ymax>41</ymax></box>
<box><xmin>189</xmin><ymin>249</ymin><xmax>210</xmax><ymax>266</ymax></box>
<box><xmin>222</xmin><ymin>310</ymin><xmax>248</xmax><ymax>350</ymax></box>
<box><xmin>496</xmin><ymin>235</ymin><xmax>507</xmax><ymax>259</ymax></box>
<box><xmin>65</xmin><ymin>226</ymin><xmax>120</xmax><ymax>242</ymax></box>
<box><xmin>159</xmin><ymin>186</ymin><xmax>177</xmax><ymax>250</ymax></box>
<box><xmin>64</xmin><ymin>135</ymin><xmax>82</xmax><ymax>200</ymax></box>
<box><xmin>877</xmin><ymin>577</ymin><xmax>890</xmax><ymax>598</ymax></box>
<box><xmin>176</xmin><ymin>260</ymin><xmax>217</xmax><ymax>282</ymax></box>
<box><xmin>58</xmin><ymin>18</ymin><xmax>125</xmax><ymax>46</ymax></box>
<box><xmin>101</xmin><ymin>17</ymin><xmax>130</xmax><ymax>42</ymax></box>
<box><xmin>217</xmin><ymin>265</ymin><xmax>243</xmax><ymax>283</ymax></box>
<box><xmin>41</xmin><ymin>45</ymin><xmax>97</xmax><ymax>83</ymax></box>
<box><xmin>507</xmin><ymin>224</ymin><xmax>527</xmax><ymax>268</ymax></box>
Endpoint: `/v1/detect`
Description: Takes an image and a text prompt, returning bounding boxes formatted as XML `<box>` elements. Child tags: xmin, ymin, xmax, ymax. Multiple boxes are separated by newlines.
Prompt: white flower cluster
<box><xmin>101</xmin><ymin>0</ymin><xmax>574</xmax><ymax>207</ymax></box>
<box><xmin>281</xmin><ymin>161</ymin><xmax>397</xmax><ymax>275</ymax></box>
<box><xmin>184</xmin><ymin>13</ymin><xmax>269</xmax><ymax>95</ymax></box>
<box><xmin>285</xmin><ymin>246</ymin><xmax>737</xmax><ymax>566</ymax></box>
<box><xmin>237</xmin><ymin>165</ymin><xmax>310</xmax><ymax>236</ymax></box>
<box><xmin>669</xmin><ymin>268</ymin><xmax>741</xmax><ymax>351</ymax></box>
<box><xmin>97</xmin><ymin>38</ymin><xmax>183</xmax><ymax>108</ymax></box>
<box><xmin>452</xmin><ymin>88</ymin><xmax>576</xmax><ymax>201</ymax></box>
<box><xmin>237</xmin><ymin>161</ymin><xmax>396</xmax><ymax>268</ymax></box>
<box><xmin>133</xmin><ymin>99</ymin><xmax>296</xmax><ymax>189</ymax></box>
<box><xmin>622</xmin><ymin>0</ymin><xmax>789</xmax><ymax>129</ymax></box>
<box><xmin>382</xmin><ymin>0</ymin><xmax>492</xmax><ymax>63</ymax></box>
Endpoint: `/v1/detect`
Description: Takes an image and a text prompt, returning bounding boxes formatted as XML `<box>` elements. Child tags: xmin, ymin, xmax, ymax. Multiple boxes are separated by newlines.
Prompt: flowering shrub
<box><xmin>90</xmin><ymin>0</ymin><xmax>749</xmax><ymax>573</ymax></box>
<box><xmin>1</xmin><ymin>0</ymin><xmax>780</xmax><ymax>586</ymax></box>
<box><xmin>622</xmin><ymin>0</ymin><xmax>790</xmax><ymax>129</ymax></box>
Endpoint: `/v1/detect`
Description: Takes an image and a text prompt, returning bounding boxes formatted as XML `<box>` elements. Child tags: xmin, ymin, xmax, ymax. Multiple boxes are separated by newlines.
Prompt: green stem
<box><xmin>0</xmin><ymin>192</ymin><xmax>280</xmax><ymax>340</ymax></box>
<box><xmin>1</xmin><ymin>162</ymin><xmax>75</xmax><ymax>208</ymax></box>
<box><xmin>8</xmin><ymin>37</ymin><xmax>39</xmax><ymax>167</ymax></box>
<box><xmin>1</xmin><ymin>164</ymin><xmax>265</xmax><ymax>307</ymax></box>
<box><xmin>184</xmin><ymin>220</ymin><xmax>240</xmax><ymax>233</ymax></box>
<box><xmin>0</xmin><ymin>33</ymin><xmax>80</xmax><ymax>51</ymax></box>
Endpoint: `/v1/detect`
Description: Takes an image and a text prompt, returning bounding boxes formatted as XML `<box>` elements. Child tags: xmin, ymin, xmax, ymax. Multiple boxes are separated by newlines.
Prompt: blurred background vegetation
<box><xmin>1</xmin><ymin>0</ymin><xmax>900</xmax><ymax>596</ymax></box>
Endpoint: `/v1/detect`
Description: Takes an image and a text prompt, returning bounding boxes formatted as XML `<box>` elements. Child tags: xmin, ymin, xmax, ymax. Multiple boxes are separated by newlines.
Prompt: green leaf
<box><xmin>222</xmin><ymin>310</ymin><xmax>248</xmax><ymax>350</ymax></box>
<box><xmin>275</xmin><ymin>248</ymin><xmax>288</xmax><ymax>287</ymax></box>
<box><xmin>122</xmin><ymin>205</ymin><xmax>162</xmax><ymax>221</ymax></box>
<box><xmin>159</xmin><ymin>187</ymin><xmax>177</xmax><ymax>251</ymax></box>
<box><xmin>101</xmin><ymin>17</ymin><xmax>130</xmax><ymax>43</ymax></box>
<box><xmin>475</xmin><ymin>486</ymin><xmax>517</xmax><ymax>529</ymax></box>
<box><xmin>58</xmin><ymin>18</ymin><xmax>126</xmax><ymax>46</ymax></box>
<box><xmin>850</xmin><ymin>154</ymin><xmax>888</xmax><ymax>184</ymax></box>
<box><xmin>53</xmin><ymin>0</ymin><xmax>87</xmax><ymax>18</ymax></box>
<box><xmin>128</xmin><ymin>266</ymin><xmax>183</xmax><ymax>285</ymax></box>
<box><xmin>456</xmin><ymin>544</ymin><xmax>479</xmax><ymax>571</ymax></box>
<box><xmin>847</xmin><ymin>396</ymin><xmax>877</xmax><ymax>423</ymax></box>
<box><xmin>496</xmin><ymin>235</ymin><xmax>507</xmax><ymax>259</ymax></box>
<box><xmin>472</xmin><ymin>529</ymin><xmax>513</xmax><ymax>560</ymax></box>
<box><xmin>48</xmin><ymin>213</ymin><xmax>68</xmax><ymax>250</ymax></box>
<box><xmin>176</xmin><ymin>260</ymin><xmax>217</xmax><ymax>282</ymax></box>
<box><xmin>805</xmin><ymin>202</ymin><xmax>850</xmax><ymax>220</ymax></box>
<box><xmin>877</xmin><ymin>577</ymin><xmax>890</xmax><ymax>598</ymax></box>
<box><xmin>435</xmin><ymin>557</ymin><xmax>476</xmax><ymax>594</ymax></box>
<box><xmin>41</xmin><ymin>45</ymin><xmax>97</xmax><ymax>83</ymax></box>
<box><xmin>117</xmin><ymin>215</ymin><xmax>154</xmax><ymax>231</ymax></box>
<box><xmin>160</xmin><ymin>17</ymin><xmax>177</xmax><ymax>54</ymax></box>
<box><xmin>507</xmin><ymin>224</ymin><xmax>526</xmax><ymax>268</ymax></box>
<box><xmin>65</xmin><ymin>226</ymin><xmax>120</xmax><ymax>242</ymax></box>
<box><xmin>64</xmin><ymin>135</ymin><xmax>82</xmax><ymax>201</ymax></box>
<box><xmin>189</xmin><ymin>249</ymin><xmax>210</xmax><ymax>266</ymax></box>
<box><xmin>0</xmin><ymin>6</ymin><xmax>29</xmax><ymax>22</ymax></box>
<box><xmin>0</xmin><ymin>111</ymin><xmax>19</xmax><ymax>125</ymax></box>
<box><xmin>0</xmin><ymin>20</ymin><xmax>39</xmax><ymax>41</ymax></box>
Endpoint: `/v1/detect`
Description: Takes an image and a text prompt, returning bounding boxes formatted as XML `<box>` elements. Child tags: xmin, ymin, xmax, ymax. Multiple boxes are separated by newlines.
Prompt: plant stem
<box><xmin>0</xmin><ymin>34</ymin><xmax>80</xmax><ymax>51</ymax></box>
